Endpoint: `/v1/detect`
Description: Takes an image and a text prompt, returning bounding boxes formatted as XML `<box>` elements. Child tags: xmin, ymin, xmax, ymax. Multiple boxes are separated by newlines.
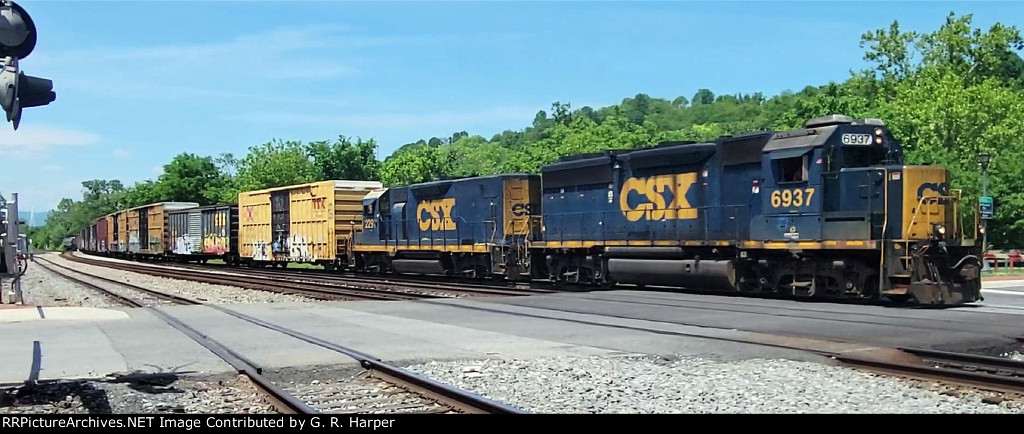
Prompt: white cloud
<box><xmin>42</xmin><ymin>165</ymin><xmax>63</xmax><ymax>172</ymax></box>
<box><xmin>0</xmin><ymin>124</ymin><xmax>100</xmax><ymax>158</ymax></box>
<box><xmin>153</xmin><ymin>166</ymin><xmax>164</xmax><ymax>176</ymax></box>
<box><xmin>34</xmin><ymin>25</ymin><xmax>443</xmax><ymax>104</ymax></box>
<box><xmin>12</xmin><ymin>180</ymin><xmax>84</xmax><ymax>213</ymax></box>
<box><xmin>112</xmin><ymin>149</ymin><xmax>131</xmax><ymax>159</ymax></box>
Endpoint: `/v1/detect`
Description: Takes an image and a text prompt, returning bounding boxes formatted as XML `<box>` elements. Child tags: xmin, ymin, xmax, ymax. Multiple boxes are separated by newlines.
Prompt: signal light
<box><xmin>0</xmin><ymin>57</ymin><xmax>54</xmax><ymax>130</ymax></box>
<box><xmin>0</xmin><ymin>2</ymin><xmax>54</xmax><ymax>130</ymax></box>
<box><xmin>0</xmin><ymin>2</ymin><xmax>37</xmax><ymax>60</ymax></box>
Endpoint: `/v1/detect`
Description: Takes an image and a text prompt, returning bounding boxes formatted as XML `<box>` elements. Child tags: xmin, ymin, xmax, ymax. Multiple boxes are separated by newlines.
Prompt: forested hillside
<box><xmin>31</xmin><ymin>13</ymin><xmax>1024</xmax><ymax>250</ymax></box>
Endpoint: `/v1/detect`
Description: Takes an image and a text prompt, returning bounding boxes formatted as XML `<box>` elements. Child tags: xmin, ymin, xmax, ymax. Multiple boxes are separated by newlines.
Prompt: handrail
<box><xmin>903</xmin><ymin>194</ymin><xmax>964</xmax><ymax>240</ymax></box>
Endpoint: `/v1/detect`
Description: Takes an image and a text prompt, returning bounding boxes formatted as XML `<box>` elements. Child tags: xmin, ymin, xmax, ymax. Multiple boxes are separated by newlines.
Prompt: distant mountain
<box><xmin>19</xmin><ymin>210</ymin><xmax>50</xmax><ymax>227</ymax></box>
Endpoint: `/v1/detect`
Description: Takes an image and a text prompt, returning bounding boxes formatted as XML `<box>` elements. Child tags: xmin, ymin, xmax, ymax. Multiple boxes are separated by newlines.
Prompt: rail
<box><xmin>38</xmin><ymin>254</ymin><xmax>527</xmax><ymax>414</ymax></box>
<box><xmin>33</xmin><ymin>257</ymin><xmax>317</xmax><ymax>414</ymax></box>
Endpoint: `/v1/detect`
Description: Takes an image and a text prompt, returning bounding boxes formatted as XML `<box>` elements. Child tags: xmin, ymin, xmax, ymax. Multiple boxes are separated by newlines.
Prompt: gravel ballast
<box><xmin>20</xmin><ymin>262</ymin><xmax>123</xmax><ymax>308</ymax></box>
<box><xmin>0</xmin><ymin>374</ymin><xmax>276</xmax><ymax>414</ymax></box>
<box><xmin>36</xmin><ymin>254</ymin><xmax>316</xmax><ymax>305</ymax></box>
<box><xmin>406</xmin><ymin>355</ymin><xmax>1024</xmax><ymax>413</ymax></box>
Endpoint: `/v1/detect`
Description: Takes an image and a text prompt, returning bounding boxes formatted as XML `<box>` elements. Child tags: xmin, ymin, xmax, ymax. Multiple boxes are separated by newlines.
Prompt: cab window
<box><xmin>777</xmin><ymin>156</ymin><xmax>807</xmax><ymax>183</ymax></box>
<box><xmin>842</xmin><ymin>146</ymin><xmax>887</xmax><ymax>168</ymax></box>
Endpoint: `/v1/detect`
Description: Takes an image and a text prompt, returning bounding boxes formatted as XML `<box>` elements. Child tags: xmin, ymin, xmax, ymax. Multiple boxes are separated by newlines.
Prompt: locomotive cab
<box><xmin>749</xmin><ymin>114</ymin><xmax>981</xmax><ymax>304</ymax></box>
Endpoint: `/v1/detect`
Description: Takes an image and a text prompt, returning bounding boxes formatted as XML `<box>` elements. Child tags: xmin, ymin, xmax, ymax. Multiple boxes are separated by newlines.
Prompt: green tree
<box><xmin>879</xmin><ymin>69</ymin><xmax>1024</xmax><ymax>246</ymax></box>
<box><xmin>155</xmin><ymin>153</ymin><xmax>231</xmax><ymax>205</ymax></box>
<box><xmin>379</xmin><ymin>145</ymin><xmax>455</xmax><ymax>186</ymax></box>
<box><xmin>692</xmin><ymin>88</ymin><xmax>715</xmax><ymax>105</ymax></box>
<box><xmin>307</xmin><ymin>136</ymin><xmax>381</xmax><ymax>181</ymax></box>
<box><xmin>234</xmin><ymin>140</ymin><xmax>319</xmax><ymax>191</ymax></box>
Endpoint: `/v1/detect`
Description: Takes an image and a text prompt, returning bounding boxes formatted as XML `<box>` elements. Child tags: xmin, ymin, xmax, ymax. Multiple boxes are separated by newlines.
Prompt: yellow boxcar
<box><xmin>115</xmin><ymin>212</ymin><xmax>128</xmax><ymax>254</ymax></box>
<box><xmin>238</xmin><ymin>180</ymin><xmax>382</xmax><ymax>266</ymax></box>
<box><xmin>125</xmin><ymin>202</ymin><xmax>199</xmax><ymax>255</ymax></box>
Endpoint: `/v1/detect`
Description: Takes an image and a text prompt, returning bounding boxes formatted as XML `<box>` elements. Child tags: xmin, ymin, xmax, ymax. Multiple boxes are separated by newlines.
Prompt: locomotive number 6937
<box><xmin>770</xmin><ymin>187</ymin><xmax>815</xmax><ymax>208</ymax></box>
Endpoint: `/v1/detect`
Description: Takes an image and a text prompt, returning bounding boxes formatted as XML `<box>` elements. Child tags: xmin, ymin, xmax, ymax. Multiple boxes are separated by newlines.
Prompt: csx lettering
<box><xmin>770</xmin><ymin>188</ymin><xmax>815</xmax><ymax>208</ymax></box>
<box><xmin>418</xmin><ymin>198</ymin><xmax>456</xmax><ymax>231</ymax></box>
<box><xmin>619</xmin><ymin>173</ymin><xmax>698</xmax><ymax>221</ymax></box>
<box><xmin>511</xmin><ymin>203</ymin><xmax>530</xmax><ymax>217</ymax></box>
<box><xmin>917</xmin><ymin>182</ymin><xmax>950</xmax><ymax>205</ymax></box>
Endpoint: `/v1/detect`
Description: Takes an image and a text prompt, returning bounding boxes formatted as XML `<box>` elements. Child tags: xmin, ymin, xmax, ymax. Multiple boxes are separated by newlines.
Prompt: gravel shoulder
<box><xmin>0</xmin><ymin>374</ymin><xmax>276</xmax><ymax>414</ymax></box>
<box><xmin>406</xmin><ymin>354</ymin><xmax>1024</xmax><ymax>413</ymax></box>
<box><xmin>37</xmin><ymin>253</ymin><xmax>316</xmax><ymax>305</ymax></box>
<box><xmin>20</xmin><ymin>260</ymin><xmax>123</xmax><ymax>308</ymax></box>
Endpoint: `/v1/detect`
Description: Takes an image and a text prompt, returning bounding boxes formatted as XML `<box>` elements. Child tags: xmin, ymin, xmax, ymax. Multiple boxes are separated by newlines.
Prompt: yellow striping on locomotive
<box><xmin>900</xmin><ymin>166</ymin><xmax>953</xmax><ymax>240</ymax></box>
<box><xmin>503</xmin><ymin>177</ymin><xmax>540</xmax><ymax>236</ymax></box>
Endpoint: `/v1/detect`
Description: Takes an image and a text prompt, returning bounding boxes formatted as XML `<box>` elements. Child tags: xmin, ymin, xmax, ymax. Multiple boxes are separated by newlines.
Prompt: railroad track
<box><xmin>34</xmin><ymin>257</ymin><xmax>314</xmax><ymax>414</ymax></box>
<box><xmin>61</xmin><ymin>254</ymin><xmax>435</xmax><ymax>301</ymax></box>
<box><xmin>34</xmin><ymin>256</ymin><xmax>526</xmax><ymax>414</ymax></box>
<box><xmin>191</xmin><ymin>264</ymin><xmax>558</xmax><ymax>298</ymax></box>
<box><xmin>67</xmin><ymin>253</ymin><xmax>545</xmax><ymax>300</ymax></box>
<box><xmin>36</xmin><ymin>256</ymin><xmax>196</xmax><ymax>307</ymax></box>
<box><xmin>836</xmin><ymin>347</ymin><xmax>1024</xmax><ymax>395</ymax></box>
<box><xmin>41</xmin><ymin>253</ymin><xmax>1024</xmax><ymax>406</ymax></box>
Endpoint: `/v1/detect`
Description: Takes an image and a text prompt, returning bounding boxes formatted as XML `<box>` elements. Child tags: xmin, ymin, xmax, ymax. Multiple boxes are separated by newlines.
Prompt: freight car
<box><xmin>237</xmin><ymin>180</ymin><xmax>382</xmax><ymax>268</ymax></box>
<box><xmin>530</xmin><ymin>114</ymin><xmax>981</xmax><ymax>305</ymax></box>
<box><xmin>123</xmin><ymin>202</ymin><xmax>200</xmax><ymax>258</ymax></box>
<box><xmin>168</xmin><ymin>204</ymin><xmax>239</xmax><ymax>264</ymax></box>
<box><xmin>65</xmin><ymin>114</ymin><xmax>982</xmax><ymax>306</ymax></box>
<box><xmin>353</xmin><ymin>174</ymin><xmax>541</xmax><ymax>279</ymax></box>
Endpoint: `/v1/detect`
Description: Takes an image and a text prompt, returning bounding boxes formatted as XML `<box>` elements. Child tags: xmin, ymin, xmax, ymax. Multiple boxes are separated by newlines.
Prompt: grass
<box><xmin>204</xmin><ymin>258</ymin><xmax>321</xmax><ymax>269</ymax></box>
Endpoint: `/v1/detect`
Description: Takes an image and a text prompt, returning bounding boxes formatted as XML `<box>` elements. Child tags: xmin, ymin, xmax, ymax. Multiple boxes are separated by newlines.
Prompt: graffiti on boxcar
<box><xmin>251</xmin><ymin>240</ymin><xmax>271</xmax><ymax>261</ymax></box>
<box><xmin>203</xmin><ymin>233</ymin><xmax>229</xmax><ymax>254</ymax></box>
<box><xmin>288</xmin><ymin>234</ymin><xmax>313</xmax><ymax>261</ymax></box>
<box><xmin>173</xmin><ymin>236</ymin><xmax>194</xmax><ymax>255</ymax></box>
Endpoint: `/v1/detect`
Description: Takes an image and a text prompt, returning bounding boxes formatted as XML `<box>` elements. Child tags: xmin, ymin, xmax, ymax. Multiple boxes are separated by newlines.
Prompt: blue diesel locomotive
<box><xmin>357</xmin><ymin>115</ymin><xmax>981</xmax><ymax>305</ymax></box>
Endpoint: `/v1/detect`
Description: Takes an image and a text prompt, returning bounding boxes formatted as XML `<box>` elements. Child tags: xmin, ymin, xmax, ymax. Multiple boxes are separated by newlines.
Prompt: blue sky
<box><xmin>0</xmin><ymin>0</ymin><xmax>1020</xmax><ymax>212</ymax></box>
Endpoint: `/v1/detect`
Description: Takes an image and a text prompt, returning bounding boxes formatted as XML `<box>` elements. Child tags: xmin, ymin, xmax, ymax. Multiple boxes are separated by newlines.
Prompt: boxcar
<box><xmin>95</xmin><ymin>215</ymin><xmax>110</xmax><ymax>253</ymax></box>
<box><xmin>125</xmin><ymin>202</ymin><xmax>199</xmax><ymax>257</ymax></box>
<box><xmin>106</xmin><ymin>212</ymin><xmax>122</xmax><ymax>254</ymax></box>
<box><xmin>88</xmin><ymin>223</ymin><xmax>98</xmax><ymax>252</ymax></box>
<box><xmin>168</xmin><ymin>204</ymin><xmax>239</xmax><ymax>263</ymax></box>
<box><xmin>238</xmin><ymin>180</ymin><xmax>382</xmax><ymax>268</ymax></box>
<box><xmin>354</xmin><ymin>174</ymin><xmax>542</xmax><ymax>278</ymax></box>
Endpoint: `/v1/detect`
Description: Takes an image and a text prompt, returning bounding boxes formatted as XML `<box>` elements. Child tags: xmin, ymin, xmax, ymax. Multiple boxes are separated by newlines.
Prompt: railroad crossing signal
<box><xmin>980</xmin><ymin>196</ymin><xmax>994</xmax><ymax>220</ymax></box>
<box><xmin>0</xmin><ymin>1</ymin><xmax>55</xmax><ymax>130</ymax></box>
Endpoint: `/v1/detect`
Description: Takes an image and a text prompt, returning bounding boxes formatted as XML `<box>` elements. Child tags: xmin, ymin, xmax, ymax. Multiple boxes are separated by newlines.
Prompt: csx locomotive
<box><xmin>79</xmin><ymin>115</ymin><xmax>983</xmax><ymax>305</ymax></box>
